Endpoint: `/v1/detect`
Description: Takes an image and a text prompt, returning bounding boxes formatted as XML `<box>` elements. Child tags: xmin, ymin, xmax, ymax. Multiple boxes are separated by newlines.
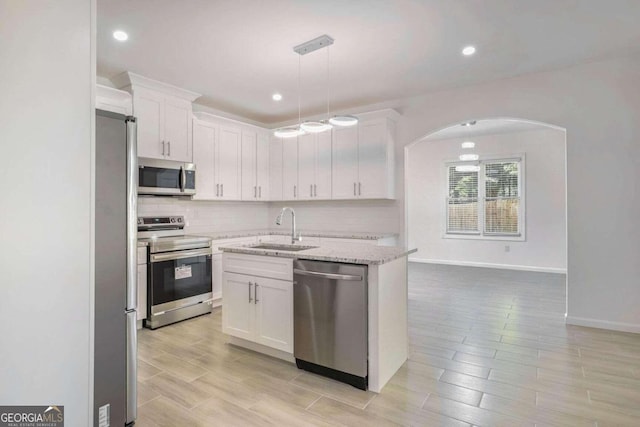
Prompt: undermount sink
<box><xmin>250</xmin><ymin>243</ymin><xmax>318</xmax><ymax>252</ymax></box>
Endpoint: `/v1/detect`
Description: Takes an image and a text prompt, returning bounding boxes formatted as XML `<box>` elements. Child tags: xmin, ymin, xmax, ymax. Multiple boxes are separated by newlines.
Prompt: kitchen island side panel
<box><xmin>368</xmin><ymin>256</ymin><xmax>408</xmax><ymax>392</ymax></box>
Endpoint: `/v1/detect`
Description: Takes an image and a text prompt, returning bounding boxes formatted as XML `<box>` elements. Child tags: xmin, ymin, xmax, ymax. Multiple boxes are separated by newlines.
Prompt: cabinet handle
<box><xmin>167</xmin><ymin>141</ymin><xmax>171</xmax><ymax>157</ymax></box>
<box><xmin>216</xmin><ymin>183</ymin><xmax>220</xmax><ymax>197</ymax></box>
<box><xmin>314</xmin><ymin>184</ymin><xmax>317</xmax><ymax>197</ymax></box>
<box><xmin>310</xmin><ymin>185</ymin><xmax>313</xmax><ymax>197</ymax></box>
<box><xmin>259</xmin><ymin>186</ymin><xmax>262</xmax><ymax>198</ymax></box>
<box><xmin>254</xmin><ymin>185</ymin><xmax>257</xmax><ymax>198</ymax></box>
<box><xmin>162</xmin><ymin>141</ymin><xmax>165</xmax><ymax>156</ymax></box>
<box><xmin>255</xmin><ymin>283</ymin><xmax>259</xmax><ymax>304</ymax></box>
<box><xmin>221</xmin><ymin>184</ymin><xmax>224</xmax><ymax>197</ymax></box>
<box><xmin>359</xmin><ymin>182</ymin><xmax>361</xmax><ymax>196</ymax></box>
<box><xmin>248</xmin><ymin>282</ymin><xmax>253</xmax><ymax>303</ymax></box>
<box><xmin>294</xmin><ymin>185</ymin><xmax>297</xmax><ymax>198</ymax></box>
<box><xmin>353</xmin><ymin>182</ymin><xmax>356</xmax><ymax>196</ymax></box>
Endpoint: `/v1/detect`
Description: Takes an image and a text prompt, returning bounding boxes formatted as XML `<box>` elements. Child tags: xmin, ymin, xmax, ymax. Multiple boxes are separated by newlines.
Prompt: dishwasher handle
<box><xmin>293</xmin><ymin>269</ymin><xmax>362</xmax><ymax>281</ymax></box>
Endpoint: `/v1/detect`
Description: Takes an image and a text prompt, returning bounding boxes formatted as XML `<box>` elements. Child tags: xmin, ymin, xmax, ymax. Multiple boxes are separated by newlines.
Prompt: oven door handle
<box><xmin>151</xmin><ymin>248</ymin><xmax>212</xmax><ymax>263</ymax></box>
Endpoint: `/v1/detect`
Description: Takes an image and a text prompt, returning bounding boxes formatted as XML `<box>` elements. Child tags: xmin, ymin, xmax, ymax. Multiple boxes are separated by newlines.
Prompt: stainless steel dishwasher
<box><xmin>293</xmin><ymin>259</ymin><xmax>368</xmax><ymax>390</ymax></box>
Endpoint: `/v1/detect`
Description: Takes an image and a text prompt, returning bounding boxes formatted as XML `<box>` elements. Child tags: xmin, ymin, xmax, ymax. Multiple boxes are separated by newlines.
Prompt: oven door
<box><xmin>148</xmin><ymin>248</ymin><xmax>212</xmax><ymax>316</ymax></box>
<box><xmin>138</xmin><ymin>158</ymin><xmax>196</xmax><ymax>196</ymax></box>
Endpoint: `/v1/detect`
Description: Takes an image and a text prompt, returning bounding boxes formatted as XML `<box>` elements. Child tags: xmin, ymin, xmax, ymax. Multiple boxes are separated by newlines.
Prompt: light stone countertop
<box><xmin>219</xmin><ymin>241</ymin><xmax>417</xmax><ymax>265</ymax></box>
<box><xmin>137</xmin><ymin>240</ymin><xmax>148</xmax><ymax>247</ymax></box>
<box><xmin>194</xmin><ymin>229</ymin><xmax>398</xmax><ymax>241</ymax></box>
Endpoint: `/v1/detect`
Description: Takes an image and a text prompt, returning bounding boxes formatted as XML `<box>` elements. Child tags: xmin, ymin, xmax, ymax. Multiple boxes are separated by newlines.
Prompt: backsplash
<box><xmin>268</xmin><ymin>200</ymin><xmax>400</xmax><ymax>234</ymax></box>
<box><xmin>138</xmin><ymin>197</ymin><xmax>400</xmax><ymax>236</ymax></box>
<box><xmin>137</xmin><ymin>197</ymin><xmax>269</xmax><ymax>234</ymax></box>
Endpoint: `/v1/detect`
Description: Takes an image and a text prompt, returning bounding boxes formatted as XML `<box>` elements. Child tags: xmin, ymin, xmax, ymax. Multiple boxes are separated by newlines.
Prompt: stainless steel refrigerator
<box><xmin>94</xmin><ymin>109</ymin><xmax>137</xmax><ymax>426</ymax></box>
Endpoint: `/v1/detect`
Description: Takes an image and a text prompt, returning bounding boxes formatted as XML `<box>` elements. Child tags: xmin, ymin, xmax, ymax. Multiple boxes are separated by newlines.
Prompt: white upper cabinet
<box><xmin>256</xmin><ymin>133</ymin><xmax>270</xmax><ymax>200</ymax></box>
<box><xmin>241</xmin><ymin>129</ymin><xmax>270</xmax><ymax>201</ymax></box>
<box><xmin>112</xmin><ymin>72</ymin><xmax>200</xmax><ymax>163</ymax></box>
<box><xmin>332</xmin><ymin>112</ymin><xmax>397</xmax><ymax>200</ymax></box>
<box><xmin>269</xmin><ymin>137</ymin><xmax>283</xmax><ymax>201</ymax></box>
<box><xmin>332</xmin><ymin>126</ymin><xmax>359</xmax><ymax>199</ymax></box>
<box><xmin>192</xmin><ymin>118</ymin><xmax>217</xmax><ymax>200</ymax></box>
<box><xmin>95</xmin><ymin>84</ymin><xmax>132</xmax><ymax>115</ymax></box>
<box><xmin>282</xmin><ymin>137</ymin><xmax>299</xmax><ymax>200</ymax></box>
<box><xmin>217</xmin><ymin>124</ymin><xmax>242</xmax><ymax>200</ymax></box>
<box><xmin>297</xmin><ymin>132</ymin><xmax>332</xmax><ymax>200</ymax></box>
<box><xmin>241</xmin><ymin>130</ymin><xmax>258</xmax><ymax>200</ymax></box>
<box><xmin>192</xmin><ymin>114</ymin><xmax>241</xmax><ymax>200</ymax></box>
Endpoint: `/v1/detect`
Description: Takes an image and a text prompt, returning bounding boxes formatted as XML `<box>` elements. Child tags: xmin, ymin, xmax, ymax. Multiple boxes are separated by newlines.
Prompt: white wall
<box><xmin>0</xmin><ymin>0</ymin><xmax>93</xmax><ymax>425</ymax></box>
<box><xmin>139</xmin><ymin>198</ymin><xmax>269</xmax><ymax>233</ymax></box>
<box><xmin>408</xmin><ymin>127</ymin><xmax>567</xmax><ymax>272</ymax></box>
<box><xmin>392</xmin><ymin>55</ymin><xmax>640</xmax><ymax>332</ymax></box>
<box><xmin>268</xmin><ymin>200</ymin><xmax>399</xmax><ymax>233</ymax></box>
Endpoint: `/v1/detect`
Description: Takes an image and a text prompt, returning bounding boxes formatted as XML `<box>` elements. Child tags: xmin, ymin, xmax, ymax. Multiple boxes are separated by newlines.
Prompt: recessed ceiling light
<box><xmin>462</xmin><ymin>45</ymin><xmax>476</xmax><ymax>56</ymax></box>
<box><xmin>272</xmin><ymin>93</ymin><xmax>282</xmax><ymax>101</ymax></box>
<box><xmin>113</xmin><ymin>30</ymin><xmax>128</xmax><ymax>41</ymax></box>
<box><xmin>459</xmin><ymin>153</ymin><xmax>479</xmax><ymax>161</ymax></box>
<box><xmin>461</xmin><ymin>141</ymin><xmax>475</xmax><ymax>149</ymax></box>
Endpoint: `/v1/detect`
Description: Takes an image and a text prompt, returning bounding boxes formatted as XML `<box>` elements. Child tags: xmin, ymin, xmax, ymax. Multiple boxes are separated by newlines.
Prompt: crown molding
<box><xmin>112</xmin><ymin>71</ymin><xmax>201</xmax><ymax>102</ymax></box>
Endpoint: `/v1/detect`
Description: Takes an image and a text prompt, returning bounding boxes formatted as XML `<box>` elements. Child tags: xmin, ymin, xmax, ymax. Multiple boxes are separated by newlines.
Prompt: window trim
<box><xmin>443</xmin><ymin>154</ymin><xmax>526</xmax><ymax>242</ymax></box>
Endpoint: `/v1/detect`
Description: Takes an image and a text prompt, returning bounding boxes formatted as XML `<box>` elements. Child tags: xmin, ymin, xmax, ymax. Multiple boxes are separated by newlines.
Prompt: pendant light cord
<box><xmin>327</xmin><ymin>46</ymin><xmax>330</xmax><ymax>120</ymax></box>
<box><xmin>298</xmin><ymin>54</ymin><xmax>301</xmax><ymax>126</ymax></box>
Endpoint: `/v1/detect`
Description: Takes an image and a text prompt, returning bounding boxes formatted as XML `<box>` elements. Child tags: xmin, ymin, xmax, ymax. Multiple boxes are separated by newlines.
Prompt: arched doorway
<box><xmin>403</xmin><ymin>117</ymin><xmax>568</xmax><ymax>331</ymax></box>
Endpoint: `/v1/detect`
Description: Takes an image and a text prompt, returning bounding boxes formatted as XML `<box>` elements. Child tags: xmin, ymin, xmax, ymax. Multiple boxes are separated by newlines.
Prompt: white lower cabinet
<box><xmin>222</xmin><ymin>254</ymin><xmax>293</xmax><ymax>353</ymax></box>
<box><xmin>136</xmin><ymin>246</ymin><xmax>148</xmax><ymax>322</ymax></box>
<box><xmin>136</xmin><ymin>263</ymin><xmax>147</xmax><ymax>321</ymax></box>
<box><xmin>212</xmin><ymin>253</ymin><xmax>223</xmax><ymax>301</ymax></box>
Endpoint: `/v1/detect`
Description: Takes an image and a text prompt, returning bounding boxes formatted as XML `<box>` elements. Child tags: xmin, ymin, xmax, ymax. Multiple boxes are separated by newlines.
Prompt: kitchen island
<box><xmin>219</xmin><ymin>241</ymin><xmax>416</xmax><ymax>393</ymax></box>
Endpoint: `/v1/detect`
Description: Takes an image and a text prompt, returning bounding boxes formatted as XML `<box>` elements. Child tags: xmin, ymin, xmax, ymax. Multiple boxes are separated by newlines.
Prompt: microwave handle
<box><xmin>179</xmin><ymin>166</ymin><xmax>186</xmax><ymax>193</ymax></box>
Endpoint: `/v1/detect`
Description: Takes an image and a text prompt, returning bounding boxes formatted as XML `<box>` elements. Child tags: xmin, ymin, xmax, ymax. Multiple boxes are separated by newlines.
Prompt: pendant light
<box><xmin>273</xmin><ymin>35</ymin><xmax>357</xmax><ymax>138</ymax></box>
<box><xmin>300</xmin><ymin>37</ymin><xmax>333</xmax><ymax>133</ymax></box>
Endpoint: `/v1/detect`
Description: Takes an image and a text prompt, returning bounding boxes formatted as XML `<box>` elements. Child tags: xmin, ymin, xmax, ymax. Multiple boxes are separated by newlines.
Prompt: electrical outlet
<box><xmin>504</xmin><ymin>245</ymin><xmax>510</xmax><ymax>252</ymax></box>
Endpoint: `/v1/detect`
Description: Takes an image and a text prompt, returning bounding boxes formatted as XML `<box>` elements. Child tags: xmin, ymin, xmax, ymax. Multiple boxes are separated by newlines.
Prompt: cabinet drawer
<box><xmin>223</xmin><ymin>253</ymin><xmax>293</xmax><ymax>281</ymax></box>
<box><xmin>137</xmin><ymin>247</ymin><xmax>147</xmax><ymax>265</ymax></box>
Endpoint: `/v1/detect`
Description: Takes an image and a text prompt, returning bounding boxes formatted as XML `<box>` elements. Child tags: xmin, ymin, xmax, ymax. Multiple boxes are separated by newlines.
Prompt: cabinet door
<box><xmin>332</xmin><ymin>126</ymin><xmax>359</xmax><ymax>199</ymax></box>
<box><xmin>269</xmin><ymin>137</ymin><xmax>283</xmax><ymax>201</ymax></box>
<box><xmin>254</xmin><ymin>277</ymin><xmax>293</xmax><ymax>353</ymax></box>
<box><xmin>241</xmin><ymin>130</ymin><xmax>257</xmax><ymax>200</ymax></box>
<box><xmin>136</xmin><ymin>264</ymin><xmax>147</xmax><ymax>321</ymax></box>
<box><xmin>297</xmin><ymin>133</ymin><xmax>316</xmax><ymax>200</ymax></box>
<box><xmin>163</xmin><ymin>96</ymin><xmax>192</xmax><ymax>162</ymax></box>
<box><xmin>281</xmin><ymin>137</ymin><xmax>298</xmax><ymax>200</ymax></box>
<box><xmin>358</xmin><ymin>118</ymin><xmax>391</xmax><ymax>199</ymax></box>
<box><xmin>315</xmin><ymin>130</ymin><xmax>332</xmax><ymax>199</ymax></box>
<box><xmin>256</xmin><ymin>133</ymin><xmax>270</xmax><ymax>200</ymax></box>
<box><xmin>212</xmin><ymin>253</ymin><xmax>223</xmax><ymax>300</ymax></box>
<box><xmin>222</xmin><ymin>272</ymin><xmax>254</xmax><ymax>341</ymax></box>
<box><xmin>134</xmin><ymin>88</ymin><xmax>164</xmax><ymax>159</ymax></box>
<box><xmin>192</xmin><ymin>120</ymin><xmax>217</xmax><ymax>200</ymax></box>
<box><xmin>217</xmin><ymin>125</ymin><xmax>241</xmax><ymax>200</ymax></box>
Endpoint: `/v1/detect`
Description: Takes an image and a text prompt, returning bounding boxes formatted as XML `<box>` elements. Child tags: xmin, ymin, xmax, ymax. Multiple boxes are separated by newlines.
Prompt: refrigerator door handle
<box><xmin>126</xmin><ymin>117</ymin><xmax>138</xmax><ymax>311</ymax></box>
<box><xmin>125</xmin><ymin>310</ymin><xmax>137</xmax><ymax>424</ymax></box>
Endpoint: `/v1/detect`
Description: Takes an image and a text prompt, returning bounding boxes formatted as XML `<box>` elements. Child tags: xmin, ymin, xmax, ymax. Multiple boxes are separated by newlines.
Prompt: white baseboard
<box><xmin>566</xmin><ymin>316</ymin><xmax>640</xmax><ymax>334</ymax></box>
<box><xmin>409</xmin><ymin>257</ymin><xmax>566</xmax><ymax>274</ymax></box>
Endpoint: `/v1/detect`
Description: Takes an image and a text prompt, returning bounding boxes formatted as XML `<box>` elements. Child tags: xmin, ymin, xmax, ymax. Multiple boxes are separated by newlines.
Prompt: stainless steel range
<box><xmin>138</xmin><ymin>216</ymin><xmax>213</xmax><ymax>329</ymax></box>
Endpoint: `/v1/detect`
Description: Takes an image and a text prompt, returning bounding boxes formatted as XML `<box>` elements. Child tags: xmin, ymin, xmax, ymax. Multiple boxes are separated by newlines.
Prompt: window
<box><xmin>446</xmin><ymin>158</ymin><xmax>523</xmax><ymax>238</ymax></box>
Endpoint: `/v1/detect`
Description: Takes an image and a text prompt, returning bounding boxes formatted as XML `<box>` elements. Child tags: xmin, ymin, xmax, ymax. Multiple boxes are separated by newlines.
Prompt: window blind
<box><xmin>447</xmin><ymin>166</ymin><xmax>479</xmax><ymax>233</ymax></box>
<box><xmin>484</xmin><ymin>161</ymin><xmax>520</xmax><ymax>234</ymax></box>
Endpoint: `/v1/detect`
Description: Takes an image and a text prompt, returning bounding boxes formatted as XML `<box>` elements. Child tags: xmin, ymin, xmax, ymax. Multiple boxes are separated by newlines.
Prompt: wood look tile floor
<box><xmin>136</xmin><ymin>263</ymin><xmax>640</xmax><ymax>426</ymax></box>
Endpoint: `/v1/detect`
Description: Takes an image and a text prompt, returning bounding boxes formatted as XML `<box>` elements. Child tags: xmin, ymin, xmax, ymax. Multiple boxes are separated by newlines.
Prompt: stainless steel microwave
<box><xmin>138</xmin><ymin>157</ymin><xmax>196</xmax><ymax>196</ymax></box>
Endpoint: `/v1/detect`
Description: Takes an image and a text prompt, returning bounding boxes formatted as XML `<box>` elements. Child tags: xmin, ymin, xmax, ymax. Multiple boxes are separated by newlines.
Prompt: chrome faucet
<box><xmin>275</xmin><ymin>207</ymin><xmax>301</xmax><ymax>244</ymax></box>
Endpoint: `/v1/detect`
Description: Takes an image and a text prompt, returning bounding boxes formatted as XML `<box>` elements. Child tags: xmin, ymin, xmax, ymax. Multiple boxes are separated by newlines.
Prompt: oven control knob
<box><xmin>170</xmin><ymin>218</ymin><xmax>176</xmax><ymax>223</ymax></box>
<box><xmin>177</xmin><ymin>218</ymin><xmax>182</xmax><ymax>223</ymax></box>
<box><xmin>137</xmin><ymin>218</ymin><xmax>142</xmax><ymax>224</ymax></box>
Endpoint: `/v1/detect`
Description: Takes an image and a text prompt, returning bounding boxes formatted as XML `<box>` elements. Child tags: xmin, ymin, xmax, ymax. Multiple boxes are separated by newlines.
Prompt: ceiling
<box><xmin>97</xmin><ymin>0</ymin><xmax>640</xmax><ymax>124</ymax></box>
